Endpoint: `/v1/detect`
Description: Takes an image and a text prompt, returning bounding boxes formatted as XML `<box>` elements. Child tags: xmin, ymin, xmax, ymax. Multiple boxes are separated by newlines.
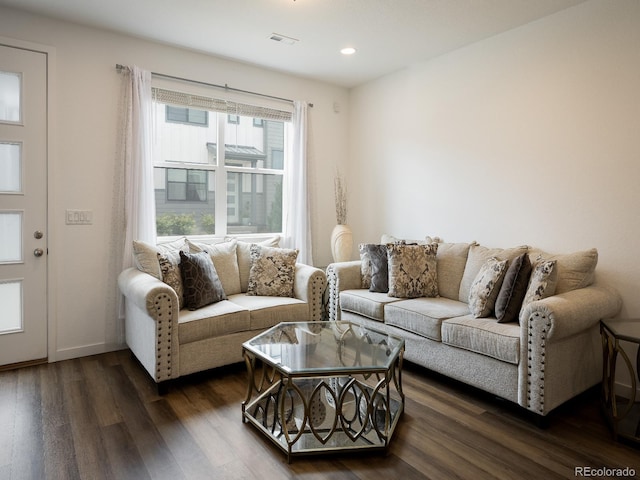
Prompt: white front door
<box><xmin>0</xmin><ymin>43</ymin><xmax>48</xmax><ymax>367</ymax></box>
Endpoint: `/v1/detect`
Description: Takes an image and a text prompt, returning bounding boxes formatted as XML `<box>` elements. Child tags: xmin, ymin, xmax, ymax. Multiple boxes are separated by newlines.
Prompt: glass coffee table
<box><xmin>242</xmin><ymin>321</ymin><xmax>405</xmax><ymax>462</ymax></box>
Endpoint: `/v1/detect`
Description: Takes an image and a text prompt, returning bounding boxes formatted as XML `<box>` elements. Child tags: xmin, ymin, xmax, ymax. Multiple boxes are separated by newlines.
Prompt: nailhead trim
<box><xmin>526</xmin><ymin>312</ymin><xmax>552</xmax><ymax>413</ymax></box>
<box><xmin>150</xmin><ymin>292</ymin><xmax>175</xmax><ymax>382</ymax></box>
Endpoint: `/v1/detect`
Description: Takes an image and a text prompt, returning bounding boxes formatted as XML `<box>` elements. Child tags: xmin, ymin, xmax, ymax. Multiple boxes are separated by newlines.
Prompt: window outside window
<box><xmin>166</xmin><ymin>106</ymin><xmax>208</xmax><ymax>126</ymax></box>
<box><xmin>152</xmin><ymin>90</ymin><xmax>289</xmax><ymax>238</ymax></box>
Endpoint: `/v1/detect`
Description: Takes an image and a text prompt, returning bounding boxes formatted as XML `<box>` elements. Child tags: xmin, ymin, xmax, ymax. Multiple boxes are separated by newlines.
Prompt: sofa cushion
<box><xmin>387</xmin><ymin>243</ymin><xmax>438</xmax><ymax>298</ymax></box>
<box><xmin>236</xmin><ymin>237</ymin><xmax>281</xmax><ymax>292</ymax></box>
<box><xmin>458</xmin><ymin>244</ymin><xmax>529</xmax><ymax>303</ymax></box>
<box><xmin>521</xmin><ymin>259</ymin><xmax>558</xmax><ymax>309</ymax></box>
<box><xmin>385</xmin><ymin>297</ymin><xmax>470</xmax><ymax>341</ymax></box>
<box><xmin>247</xmin><ymin>245</ymin><xmax>298</xmax><ymax>297</ymax></box>
<box><xmin>528</xmin><ymin>248</ymin><xmax>597</xmax><ymax>294</ymax></box>
<box><xmin>158</xmin><ymin>251</ymin><xmax>184</xmax><ymax>309</ymax></box>
<box><xmin>180</xmin><ymin>251</ymin><xmax>227</xmax><ymax>310</ymax></box>
<box><xmin>441</xmin><ymin>315</ymin><xmax>521</xmax><ymax>365</ymax></box>
<box><xmin>436</xmin><ymin>242</ymin><xmax>472</xmax><ymax>300</ymax></box>
<box><xmin>188</xmin><ymin>239</ymin><xmax>241</xmax><ymax>295</ymax></box>
<box><xmin>178</xmin><ymin>300</ymin><xmax>250</xmax><ymax>344</ymax></box>
<box><xmin>340</xmin><ymin>289</ymin><xmax>402</xmax><ymax>323</ymax></box>
<box><xmin>468</xmin><ymin>257</ymin><xmax>508</xmax><ymax>318</ymax></box>
<box><xmin>227</xmin><ymin>294</ymin><xmax>308</xmax><ymax>331</ymax></box>
<box><xmin>367</xmin><ymin>244</ymin><xmax>390</xmax><ymax>293</ymax></box>
<box><xmin>495</xmin><ymin>253</ymin><xmax>532</xmax><ymax>324</ymax></box>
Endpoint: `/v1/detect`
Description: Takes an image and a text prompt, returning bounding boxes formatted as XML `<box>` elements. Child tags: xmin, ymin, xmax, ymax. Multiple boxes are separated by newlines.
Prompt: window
<box><xmin>152</xmin><ymin>87</ymin><xmax>291</xmax><ymax>238</ymax></box>
<box><xmin>166</xmin><ymin>106</ymin><xmax>208</xmax><ymax>126</ymax></box>
<box><xmin>166</xmin><ymin>168</ymin><xmax>207</xmax><ymax>202</ymax></box>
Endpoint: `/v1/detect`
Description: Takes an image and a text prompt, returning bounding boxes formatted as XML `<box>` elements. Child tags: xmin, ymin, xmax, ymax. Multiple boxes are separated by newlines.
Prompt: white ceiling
<box><xmin>0</xmin><ymin>0</ymin><xmax>587</xmax><ymax>87</ymax></box>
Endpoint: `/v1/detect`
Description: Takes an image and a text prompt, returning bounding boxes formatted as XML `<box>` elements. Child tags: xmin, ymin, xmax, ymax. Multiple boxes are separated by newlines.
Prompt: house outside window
<box><xmin>152</xmin><ymin>87</ymin><xmax>290</xmax><ymax>238</ymax></box>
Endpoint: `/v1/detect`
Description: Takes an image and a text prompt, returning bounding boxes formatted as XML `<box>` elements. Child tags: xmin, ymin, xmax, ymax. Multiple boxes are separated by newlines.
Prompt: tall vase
<box><xmin>331</xmin><ymin>224</ymin><xmax>353</xmax><ymax>262</ymax></box>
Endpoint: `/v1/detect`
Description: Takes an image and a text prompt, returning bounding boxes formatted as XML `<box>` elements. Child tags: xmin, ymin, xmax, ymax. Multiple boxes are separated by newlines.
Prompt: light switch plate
<box><xmin>66</xmin><ymin>209</ymin><xmax>93</xmax><ymax>225</ymax></box>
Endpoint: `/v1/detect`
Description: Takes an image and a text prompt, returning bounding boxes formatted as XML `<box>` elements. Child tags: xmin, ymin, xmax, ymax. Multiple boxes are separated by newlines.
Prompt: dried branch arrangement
<box><xmin>334</xmin><ymin>171</ymin><xmax>347</xmax><ymax>225</ymax></box>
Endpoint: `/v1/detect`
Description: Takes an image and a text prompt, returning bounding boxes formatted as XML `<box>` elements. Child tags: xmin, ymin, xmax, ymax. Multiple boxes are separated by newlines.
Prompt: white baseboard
<box><xmin>51</xmin><ymin>342</ymin><xmax>127</xmax><ymax>362</ymax></box>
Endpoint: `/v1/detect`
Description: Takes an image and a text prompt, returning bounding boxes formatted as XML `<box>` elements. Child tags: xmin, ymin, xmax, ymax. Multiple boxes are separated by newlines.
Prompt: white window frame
<box><xmin>151</xmin><ymin>85</ymin><xmax>292</xmax><ymax>240</ymax></box>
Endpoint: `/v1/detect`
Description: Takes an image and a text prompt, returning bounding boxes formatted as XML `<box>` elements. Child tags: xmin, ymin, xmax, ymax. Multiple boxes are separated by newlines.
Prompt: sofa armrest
<box><xmin>519</xmin><ymin>283</ymin><xmax>622</xmax><ymax>415</ymax></box>
<box><xmin>118</xmin><ymin>267</ymin><xmax>180</xmax><ymax>382</ymax></box>
<box><xmin>118</xmin><ymin>267</ymin><xmax>180</xmax><ymax>316</ymax></box>
<box><xmin>520</xmin><ymin>283</ymin><xmax>622</xmax><ymax>343</ymax></box>
<box><xmin>293</xmin><ymin>263</ymin><xmax>327</xmax><ymax>322</ymax></box>
<box><xmin>326</xmin><ymin>261</ymin><xmax>363</xmax><ymax>322</ymax></box>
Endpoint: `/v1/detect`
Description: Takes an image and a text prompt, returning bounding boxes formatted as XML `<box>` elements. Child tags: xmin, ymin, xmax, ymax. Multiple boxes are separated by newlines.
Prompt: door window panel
<box><xmin>0</xmin><ymin>71</ymin><xmax>21</xmax><ymax>123</ymax></box>
<box><xmin>0</xmin><ymin>212</ymin><xmax>23</xmax><ymax>263</ymax></box>
<box><xmin>0</xmin><ymin>281</ymin><xmax>22</xmax><ymax>334</ymax></box>
<box><xmin>0</xmin><ymin>142</ymin><xmax>22</xmax><ymax>193</ymax></box>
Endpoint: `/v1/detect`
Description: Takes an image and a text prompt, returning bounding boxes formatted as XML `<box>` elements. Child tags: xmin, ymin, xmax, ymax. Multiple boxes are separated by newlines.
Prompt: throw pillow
<box><xmin>366</xmin><ymin>244</ymin><xmax>390</xmax><ymax>293</ymax></box>
<box><xmin>235</xmin><ymin>236</ymin><xmax>281</xmax><ymax>292</ymax></box>
<box><xmin>179</xmin><ymin>251</ymin><xmax>227</xmax><ymax>310</ymax></box>
<box><xmin>359</xmin><ymin>243</ymin><xmax>374</xmax><ymax>289</ymax></box>
<box><xmin>436</xmin><ymin>242</ymin><xmax>473</xmax><ymax>300</ymax></box>
<box><xmin>387</xmin><ymin>243</ymin><xmax>438</xmax><ymax>298</ymax></box>
<box><xmin>187</xmin><ymin>239</ymin><xmax>241</xmax><ymax>295</ymax></box>
<box><xmin>521</xmin><ymin>259</ymin><xmax>558</xmax><ymax>309</ymax></box>
<box><xmin>494</xmin><ymin>253</ymin><xmax>532</xmax><ymax>323</ymax></box>
<box><xmin>157</xmin><ymin>251</ymin><xmax>184</xmax><ymax>309</ymax></box>
<box><xmin>132</xmin><ymin>237</ymin><xmax>187</xmax><ymax>279</ymax></box>
<box><xmin>527</xmin><ymin>248</ymin><xmax>597</xmax><ymax>294</ymax></box>
<box><xmin>468</xmin><ymin>257</ymin><xmax>509</xmax><ymax>318</ymax></box>
<box><xmin>458</xmin><ymin>244</ymin><xmax>529</xmax><ymax>303</ymax></box>
<box><xmin>247</xmin><ymin>245</ymin><xmax>298</xmax><ymax>297</ymax></box>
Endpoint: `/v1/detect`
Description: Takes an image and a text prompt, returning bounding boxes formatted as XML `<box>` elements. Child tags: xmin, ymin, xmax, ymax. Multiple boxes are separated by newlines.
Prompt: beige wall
<box><xmin>0</xmin><ymin>7</ymin><xmax>348</xmax><ymax>360</ymax></box>
<box><xmin>349</xmin><ymin>0</ymin><xmax>640</xmax><ymax>320</ymax></box>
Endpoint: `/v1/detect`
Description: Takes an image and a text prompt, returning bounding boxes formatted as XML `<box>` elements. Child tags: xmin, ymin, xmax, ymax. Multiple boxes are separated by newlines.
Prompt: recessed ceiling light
<box><xmin>340</xmin><ymin>47</ymin><xmax>357</xmax><ymax>55</ymax></box>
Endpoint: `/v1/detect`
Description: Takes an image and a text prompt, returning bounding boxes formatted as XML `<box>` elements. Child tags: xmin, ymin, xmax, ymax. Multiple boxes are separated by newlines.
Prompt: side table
<box><xmin>600</xmin><ymin>319</ymin><xmax>640</xmax><ymax>445</ymax></box>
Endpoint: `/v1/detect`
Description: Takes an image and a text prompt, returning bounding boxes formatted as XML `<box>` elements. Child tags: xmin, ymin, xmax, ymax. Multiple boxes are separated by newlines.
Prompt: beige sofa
<box><xmin>326</xmin><ymin>238</ymin><xmax>622</xmax><ymax>419</ymax></box>
<box><xmin>118</xmin><ymin>237</ymin><xmax>326</xmax><ymax>387</ymax></box>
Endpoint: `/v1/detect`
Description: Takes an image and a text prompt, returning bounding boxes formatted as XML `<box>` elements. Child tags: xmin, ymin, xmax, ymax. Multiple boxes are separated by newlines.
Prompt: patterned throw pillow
<box><xmin>247</xmin><ymin>245</ymin><xmax>298</xmax><ymax>297</ymax></box>
<box><xmin>157</xmin><ymin>251</ymin><xmax>184</xmax><ymax>309</ymax></box>
<box><xmin>133</xmin><ymin>237</ymin><xmax>187</xmax><ymax>279</ymax></box>
<box><xmin>187</xmin><ymin>239</ymin><xmax>241</xmax><ymax>295</ymax></box>
<box><xmin>359</xmin><ymin>243</ymin><xmax>374</xmax><ymax>289</ymax></box>
<box><xmin>468</xmin><ymin>257</ymin><xmax>509</xmax><ymax>318</ymax></box>
<box><xmin>366</xmin><ymin>244</ymin><xmax>390</xmax><ymax>293</ymax></box>
<box><xmin>521</xmin><ymin>259</ymin><xmax>558</xmax><ymax>309</ymax></box>
<box><xmin>387</xmin><ymin>243</ymin><xmax>439</xmax><ymax>299</ymax></box>
<box><xmin>179</xmin><ymin>251</ymin><xmax>227</xmax><ymax>310</ymax></box>
<box><xmin>494</xmin><ymin>253</ymin><xmax>532</xmax><ymax>323</ymax></box>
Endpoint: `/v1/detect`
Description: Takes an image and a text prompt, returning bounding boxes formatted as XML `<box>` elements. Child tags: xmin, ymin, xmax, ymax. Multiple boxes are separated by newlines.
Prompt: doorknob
<box><xmin>34</xmin><ymin>230</ymin><xmax>44</xmax><ymax>239</ymax></box>
<box><xmin>34</xmin><ymin>248</ymin><xmax>44</xmax><ymax>257</ymax></box>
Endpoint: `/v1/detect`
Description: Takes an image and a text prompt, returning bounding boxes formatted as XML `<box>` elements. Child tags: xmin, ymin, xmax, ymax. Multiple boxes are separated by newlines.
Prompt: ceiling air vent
<box><xmin>269</xmin><ymin>33</ymin><xmax>299</xmax><ymax>45</ymax></box>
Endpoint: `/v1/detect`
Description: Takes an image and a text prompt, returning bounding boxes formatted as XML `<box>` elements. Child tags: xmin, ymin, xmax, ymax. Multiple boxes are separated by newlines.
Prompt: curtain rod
<box><xmin>115</xmin><ymin>64</ymin><xmax>313</xmax><ymax>107</ymax></box>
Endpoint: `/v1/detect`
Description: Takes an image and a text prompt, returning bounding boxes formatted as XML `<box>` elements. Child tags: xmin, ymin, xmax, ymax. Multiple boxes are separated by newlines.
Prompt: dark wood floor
<box><xmin>0</xmin><ymin>350</ymin><xmax>638</xmax><ymax>480</ymax></box>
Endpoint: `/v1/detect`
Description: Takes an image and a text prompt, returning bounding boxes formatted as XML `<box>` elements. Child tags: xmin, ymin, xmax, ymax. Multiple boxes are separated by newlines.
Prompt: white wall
<box><xmin>0</xmin><ymin>7</ymin><xmax>348</xmax><ymax>360</ymax></box>
<box><xmin>349</xmin><ymin>0</ymin><xmax>640</xmax><ymax>319</ymax></box>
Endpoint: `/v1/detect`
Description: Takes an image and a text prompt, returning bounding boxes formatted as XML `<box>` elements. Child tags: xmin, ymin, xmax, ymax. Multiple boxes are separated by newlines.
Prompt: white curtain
<box><xmin>284</xmin><ymin>100</ymin><xmax>312</xmax><ymax>265</ymax></box>
<box><xmin>120</xmin><ymin>66</ymin><xmax>157</xmax><ymax>269</ymax></box>
<box><xmin>108</xmin><ymin>65</ymin><xmax>155</xmax><ymax>345</ymax></box>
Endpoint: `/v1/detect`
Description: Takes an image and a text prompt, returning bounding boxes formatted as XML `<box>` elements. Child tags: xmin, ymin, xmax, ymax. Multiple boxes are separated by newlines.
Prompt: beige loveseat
<box><xmin>326</xmin><ymin>237</ymin><xmax>622</xmax><ymax>419</ymax></box>
<box><xmin>118</xmin><ymin>237</ymin><xmax>326</xmax><ymax>387</ymax></box>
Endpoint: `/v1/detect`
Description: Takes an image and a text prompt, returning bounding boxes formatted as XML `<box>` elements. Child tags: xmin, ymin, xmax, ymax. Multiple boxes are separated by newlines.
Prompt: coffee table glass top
<box><xmin>243</xmin><ymin>321</ymin><xmax>404</xmax><ymax>375</ymax></box>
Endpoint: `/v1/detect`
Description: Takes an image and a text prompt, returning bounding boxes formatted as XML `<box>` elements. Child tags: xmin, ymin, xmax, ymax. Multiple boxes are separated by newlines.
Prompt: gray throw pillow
<box><xmin>179</xmin><ymin>251</ymin><xmax>227</xmax><ymax>310</ymax></box>
<box><xmin>366</xmin><ymin>244</ymin><xmax>389</xmax><ymax>293</ymax></box>
<box><xmin>495</xmin><ymin>253</ymin><xmax>532</xmax><ymax>323</ymax></box>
